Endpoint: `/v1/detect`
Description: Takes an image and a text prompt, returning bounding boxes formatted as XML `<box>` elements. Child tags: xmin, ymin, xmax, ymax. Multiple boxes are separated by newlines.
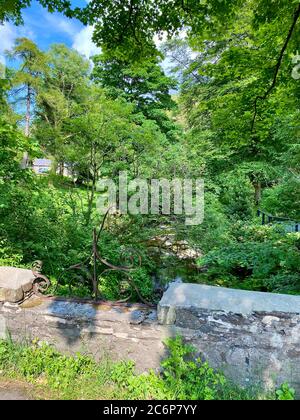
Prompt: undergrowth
<box><xmin>0</xmin><ymin>336</ymin><xmax>293</xmax><ymax>400</ymax></box>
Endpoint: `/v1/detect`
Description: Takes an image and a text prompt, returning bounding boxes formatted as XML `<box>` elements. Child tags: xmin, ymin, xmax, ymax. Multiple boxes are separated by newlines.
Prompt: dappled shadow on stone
<box><xmin>46</xmin><ymin>297</ymin><xmax>98</xmax><ymax>347</ymax></box>
<box><xmin>17</xmin><ymin>295</ymin><xmax>166</xmax><ymax>370</ymax></box>
<box><xmin>2</xmin><ymin>290</ymin><xmax>163</xmax><ymax>371</ymax></box>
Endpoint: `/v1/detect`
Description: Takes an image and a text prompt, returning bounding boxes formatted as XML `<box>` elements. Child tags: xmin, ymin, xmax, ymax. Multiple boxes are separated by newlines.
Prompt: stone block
<box><xmin>158</xmin><ymin>283</ymin><xmax>300</xmax><ymax>325</ymax></box>
<box><xmin>0</xmin><ymin>267</ymin><xmax>35</xmax><ymax>303</ymax></box>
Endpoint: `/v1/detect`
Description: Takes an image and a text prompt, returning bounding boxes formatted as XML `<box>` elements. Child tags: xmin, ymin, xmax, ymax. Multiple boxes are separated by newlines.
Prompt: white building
<box><xmin>32</xmin><ymin>159</ymin><xmax>71</xmax><ymax>176</ymax></box>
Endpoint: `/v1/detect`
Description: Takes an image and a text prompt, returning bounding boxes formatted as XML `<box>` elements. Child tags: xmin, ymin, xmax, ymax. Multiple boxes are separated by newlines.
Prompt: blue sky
<box><xmin>0</xmin><ymin>0</ymin><xmax>181</xmax><ymax>81</ymax></box>
<box><xmin>0</xmin><ymin>0</ymin><xmax>100</xmax><ymax>65</ymax></box>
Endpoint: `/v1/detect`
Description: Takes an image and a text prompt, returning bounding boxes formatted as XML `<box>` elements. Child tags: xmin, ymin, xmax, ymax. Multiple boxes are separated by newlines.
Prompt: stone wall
<box><xmin>0</xmin><ymin>297</ymin><xmax>169</xmax><ymax>372</ymax></box>
<box><xmin>159</xmin><ymin>284</ymin><xmax>300</xmax><ymax>394</ymax></box>
<box><xmin>0</xmin><ymin>282</ymin><xmax>300</xmax><ymax>395</ymax></box>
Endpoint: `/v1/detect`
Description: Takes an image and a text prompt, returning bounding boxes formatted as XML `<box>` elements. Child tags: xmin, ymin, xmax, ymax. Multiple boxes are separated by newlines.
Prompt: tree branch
<box><xmin>251</xmin><ymin>2</ymin><xmax>300</xmax><ymax>132</ymax></box>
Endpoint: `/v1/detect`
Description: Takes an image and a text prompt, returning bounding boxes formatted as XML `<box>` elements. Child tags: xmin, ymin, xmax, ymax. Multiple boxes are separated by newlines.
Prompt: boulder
<box><xmin>0</xmin><ymin>267</ymin><xmax>35</xmax><ymax>303</ymax></box>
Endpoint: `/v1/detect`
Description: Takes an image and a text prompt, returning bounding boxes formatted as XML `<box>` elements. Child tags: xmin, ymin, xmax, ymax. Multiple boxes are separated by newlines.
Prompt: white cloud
<box><xmin>0</xmin><ymin>23</ymin><xmax>15</xmax><ymax>56</ymax></box>
<box><xmin>45</xmin><ymin>14</ymin><xmax>78</xmax><ymax>37</ymax></box>
<box><xmin>0</xmin><ymin>22</ymin><xmax>34</xmax><ymax>52</ymax></box>
<box><xmin>0</xmin><ymin>8</ymin><xmax>100</xmax><ymax>68</ymax></box>
<box><xmin>0</xmin><ymin>22</ymin><xmax>34</xmax><ymax>65</ymax></box>
<box><xmin>43</xmin><ymin>13</ymin><xmax>100</xmax><ymax>59</ymax></box>
<box><xmin>72</xmin><ymin>26</ymin><xmax>101</xmax><ymax>59</ymax></box>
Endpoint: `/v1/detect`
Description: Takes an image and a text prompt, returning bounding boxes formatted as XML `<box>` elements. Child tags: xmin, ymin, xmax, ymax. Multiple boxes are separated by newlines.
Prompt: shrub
<box><xmin>188</xmin><ymin>192</ymin><xmax>232</xmax><ymax>252</ymax></box>
<box><xmin>261</xmin><ymin>176</ymin><xmax>300</xmax><ymax>221</ymax></box>
<box><xmin>219</xmin><ymin>172</ymin><xmax>254</xmax><ymax>220</ymax></box>
<box><xmin>276</xmin><ymin>383</ymin><xmax>295</xmax><ymax>400</ymax></box>
<box><xmin>161</xmin><ymin>336</ymin><xmax>226</xmax><ymax>400</ymax></box>
<box><xmin>197</xmin><ymin>227</ymin><xmax>300</xmax><ymax>293</ymax></box>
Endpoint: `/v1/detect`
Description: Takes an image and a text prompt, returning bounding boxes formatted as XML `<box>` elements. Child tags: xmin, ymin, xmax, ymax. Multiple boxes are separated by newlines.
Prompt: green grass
<box><xmin>0</xmin><ymin>336</ymin><xmax>291</xmax><ymax>400</ymax></box>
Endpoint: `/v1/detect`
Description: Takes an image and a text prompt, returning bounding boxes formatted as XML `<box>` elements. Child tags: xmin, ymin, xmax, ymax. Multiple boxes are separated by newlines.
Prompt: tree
<box><xmin>169</xmin><ymin>1</ymin><xmax>300</xmax><ymax>208</ymax></box>
<box><xmin>0</xmin><ymin>79</ymin><xmax>36</xmax><ymax>224</ymax></box>
<box><xmin>85</xmin><ymin>0</ymin><xmax>245</xmax><ymax>59</ymax></box>
<box><xmin>0</xmin><ymin>0</ymin><xmax>247</xmax><ymax>59</ymax></box>
<box><xmin>65</xmin><ymin>86</ymin><xmax>164</xmax><ymax>224</ymax></box>
<box><xmin>34</xmin><ymin>44</ymin><xmax>91</xmax><ymax>174</ymax></box>
<box><xmin>3</xmin><ymin>1</ymin><xmax>300</xmax><ymax>62</ymax></box>
<box><xmin>0</xmin><ymin>74</ymin><xmax>9</xmax><ymax>115</ymax></box>
<box><xmin>92</xmin><ymin>52</ymin><xmax>179</xmax><ymax>141</ymax></box>
<box><xmin>43</xmin><ymin>43</ymin><xmax>90</xmax><ymax>102</ymax></box>
<box><xmin>8</xmin><ymin>38</ymin><xmax>47</xmax><ymax>167</ymax></box>
<box><xmin>0</xmin><ymin>119</ymin><xmax>29</xmax><ymax>181</ymax></box>
<box><xmin>0</xmin><ymin>0</ymin><xmax>76</xmax><ymax>24</ymax></box>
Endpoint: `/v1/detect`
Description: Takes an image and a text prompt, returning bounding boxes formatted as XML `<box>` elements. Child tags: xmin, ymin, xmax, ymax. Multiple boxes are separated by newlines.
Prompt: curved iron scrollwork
<box><xmin>31</xmin><ymin>260</ymin><xmax>51</xmax><ymax>296</ymax></box>
<box><xmin>62</xmin><ymin>209</ymin><xmax>149</xmax><ymax>304</ymax></box>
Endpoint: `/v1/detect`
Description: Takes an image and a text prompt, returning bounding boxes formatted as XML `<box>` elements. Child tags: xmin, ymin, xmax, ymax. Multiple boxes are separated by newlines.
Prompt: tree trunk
<box><xmin>254</xmin><ymin>181</ymin><xmax>262</xmax><ymax>205</ymax></box>
<box><xmin>25</xmin><ymin>85</ymin><xmax>31</xmax><ymax>138</ymax></box>
<box><xmin>21</xmin><ymin>84</ymin><xmax>31</xmax><ymax>169</ymax></box>
<box><xmin>59</xmin><ymin>162</ymin><xmax>64</xmax><ymax>176</ymax></box>
<box><xmin>85</xmin><ymin>173</ymin><xmax>96</xmax><ymax>226</ymax></box>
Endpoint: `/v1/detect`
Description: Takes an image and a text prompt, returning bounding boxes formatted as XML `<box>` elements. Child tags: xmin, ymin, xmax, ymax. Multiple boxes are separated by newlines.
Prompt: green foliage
<box><xmin>0</xmin><ymin>179</ymin><xmax>91</xmax><ymax>278</ymax></box>
<box><xmin>8</xmin><ymin>38</ymin><xmax>48</xmax><ymax>142</ymax></box>
<box><xmin>261</xmin><ymin>176</ymin><xmax>300</xmax><ymax>220</ymax></box>
<box><xmin>111</xmin><ymin>361</ymin><xmax>166</xmax><ymax>399</ymax></box>
<box><xmin>0</xmin><ymin>118</ymin><xmax>33</xmax><ymax>180</ymax></box>
<box><xmin>160</xmin><ymin>336</ymin><xmax>225</xmax><ymax>400</ymax></box>
<box><xmin>8</xmin><ymin>38</ymin><xmax>47</xmax><ymax>89</ymax></box>
<box><xmin>92</xmin><ymin>53</ymin><xmax>179</xmax><ymax>141</ymax></box>
<box><xmin>198</xmin><ymin>226</ymin><xmax>300</xmax><ymax>293</ymax></box>
<box><xmin>0</xmin><ymin>0</ymin><xmax>77</xmax><ymax>24</ymax></box>
<box><xmin>98</xmin><ymin>264</ymin><xmax>154</xmax><ymax>302</ymax></box>
<box><xmin>2</xmin><ymin>2</ymin><xmax>300</xmax><ymax>302</ymax></box>
<box><xmin>0</xmin><ymin>239</ymin><xmax>23</xmax><ymax>266</ymax></box>
<box><xmin>219</xmin><ymin>173</ymin><xmax>255</xmax><ymax>220</ymax></box>
<box><xmin>0</xmin><ymin>338</ymin><xmax>97</xmax><ymax>389</ymax></box>
<box><xmin>0</xmin><ymin>336</ymin><xmax>283</xmax><ymax>400</ymax></box>
<box><xmin>84</xmin><ymin>0</ymin><xmax>244</xmax><ymax>60</ymax></box>
<box><xmin>0</xmin><ymin>170</ymin><xmax>160</xmax><ymax>301</ymax></box>
<box><xmin>276</xmin><ymin>383</ymin><xmax>295</xmax><ymax>401</ymax></box>
<box><xmin>0</xmin><ymin>170</ymin><xmax>161</xmax><ymax>301</ymax></box>
<box><xmin>34</xmin><ymin>44</ymin><xmax>91</xmax><ymax>169</ymax></box>
<box><xmin>111</xmin><ymin>336</ymin><xmax>275</xmax><ymax>400</ymax></box>
<box><xmin>188</xmin><ymin>192</ymin><xmax>232</xmax><ymax>253</ymax></box>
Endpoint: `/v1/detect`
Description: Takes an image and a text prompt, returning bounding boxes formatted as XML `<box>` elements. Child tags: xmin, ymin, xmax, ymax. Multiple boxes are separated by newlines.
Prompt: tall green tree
<box><xmin>65</xmin><ymin>86</ymin><xmax>164</xmax><ymax>224</ymax></box>
<box><xmin>34</xmin><ymin>44</ymin><xmax>91</xmax><ymax>173</ymax></box>
<box><xmin>92</xmin><ymin>53</ymin><xmax>179</xmax><ymax>141</ymax></box>
<box><xmin>168</xmin><ymin>1</ymin><xmax>300</xmax><ymax>208</ymax></box>
<box><xmin>8</xmin><ymin>38</ymin><xmax>47</xmax><ymax>167</ymax></box>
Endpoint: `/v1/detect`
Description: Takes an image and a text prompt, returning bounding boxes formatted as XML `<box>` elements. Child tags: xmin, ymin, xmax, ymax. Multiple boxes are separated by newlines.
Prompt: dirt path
<box><xmin>0</xmin><ymin>379</ymin><xmax>33</xmax><ymax>400</ymax></box>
